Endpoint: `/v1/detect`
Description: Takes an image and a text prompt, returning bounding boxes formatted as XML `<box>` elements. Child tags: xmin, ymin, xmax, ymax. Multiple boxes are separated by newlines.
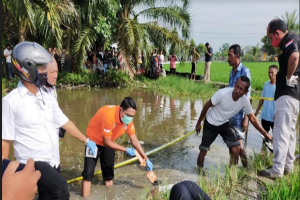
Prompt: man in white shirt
<box><xmin>2</xmin><ymin>42</ymin><xmax>97</xmax><ymax>199</ymax></box>
<box><xmin>195</xmin><ymin>76</ymin><xmax>272</xmax><ymax>170</ymax></box>
<box><xmin>3</xmin><ymin>44</ymin><xmax>13</xmax><ymax>78</ymax></box>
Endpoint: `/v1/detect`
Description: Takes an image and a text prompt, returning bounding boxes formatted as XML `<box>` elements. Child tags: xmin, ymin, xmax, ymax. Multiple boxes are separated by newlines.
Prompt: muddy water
<box><xmin>11</xmin><ymin>87</ymin><xmax>293</xmax><ymax>199</ymax></box>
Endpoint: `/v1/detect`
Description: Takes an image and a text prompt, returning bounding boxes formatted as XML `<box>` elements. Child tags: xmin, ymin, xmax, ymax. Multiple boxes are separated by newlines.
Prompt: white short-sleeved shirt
<box><xmin>206</xmin><ymin>87</ymin><xmax>253</xmax><ymax>126</ymax></box>
<box><xmin>2</xmin><ymin>82</ymin><xmax>68</xmax><ymax>167</ymax></box>
<box><xmin>42</xmin><ymin>86</ymin><xmax>57</xmax><ymax>99</ymax></box>
<box><xmin>4</xmin><ymin>48</ymin><xmax>12</xmax><ymax>63</ymax></box>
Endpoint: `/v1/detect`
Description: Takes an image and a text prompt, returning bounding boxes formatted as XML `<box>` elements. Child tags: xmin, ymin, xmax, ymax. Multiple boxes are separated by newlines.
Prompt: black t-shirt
<box><xmin>275</xmin><ymin>31</ymin><xmax>300</xmax><ymax>101</ymax></box>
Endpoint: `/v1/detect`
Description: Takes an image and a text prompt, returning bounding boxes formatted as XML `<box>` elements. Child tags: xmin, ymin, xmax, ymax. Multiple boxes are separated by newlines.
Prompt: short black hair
<box><xmin>229</xmin><ymin>44</ymin><xmax>241</xmax><ymax>56</ymax></box>
<box><xmin>238</xmin><ymin>75</ymin><xmax>251</xmax><ymax>90</ymax></box>
<box><xmin>205</xmin><ymin>42</ymin><xmax>209</xmax><ymax>47</ymax></box>
<box><xmin>268</xmin><ymin>19</ymin><xmax>287</xmax><ymax>34</ymax></box>
<box><xmin>6</xmin><ymin>44</ymin><xmax>11</xmax><ymax>47</ymax></box>
<box><xmin>269</xmin><ymin>65</ymin><xmax>278</xmax><ymax>70</ymax></box>
<box><xmin>120</xmin><ymin>97</ymin><xmax>137</xmax><ymax>111</ymax></box>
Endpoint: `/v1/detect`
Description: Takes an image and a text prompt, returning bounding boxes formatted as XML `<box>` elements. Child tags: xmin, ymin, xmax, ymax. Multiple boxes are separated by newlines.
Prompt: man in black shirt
<box><xmin>204</xmin><ymin>43</ymin><xmax>213</xmax><ymax>81</ymax></box>
<box><xmin>259</xmin><ymin>19</ymin><xmax>299</xmax><ymax>179</ymax></box>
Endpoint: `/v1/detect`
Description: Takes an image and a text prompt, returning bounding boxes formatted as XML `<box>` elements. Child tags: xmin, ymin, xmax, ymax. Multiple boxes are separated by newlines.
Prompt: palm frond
<box><xmin>138</xmin><ymin>5</ymin><xmax>191</xmax><ymax>38</ymax></box>
<box><xmin>73</xmin><ymin>27</ymin><xmax>97</xmax><ymax>70</ymax></box>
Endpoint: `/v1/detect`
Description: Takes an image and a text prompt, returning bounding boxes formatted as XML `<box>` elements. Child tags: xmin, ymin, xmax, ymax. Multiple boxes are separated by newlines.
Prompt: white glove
<box><xmin>286</xmin><ymin>75</ymin><xmax>298</xmax><ymax>87</ymax></box>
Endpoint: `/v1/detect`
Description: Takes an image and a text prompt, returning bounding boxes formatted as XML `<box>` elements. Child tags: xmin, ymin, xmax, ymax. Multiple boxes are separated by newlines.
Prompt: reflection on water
<box><xmin>16</xmin><ymin>87</ymin><xmax>282</xmax><ymax>199</ymax></box>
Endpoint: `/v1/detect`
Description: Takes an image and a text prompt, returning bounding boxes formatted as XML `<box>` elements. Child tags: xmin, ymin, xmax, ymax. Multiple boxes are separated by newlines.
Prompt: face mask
<box><xmin>121</xmin><ymin>114</ymin><xmax>133</xmax><ymax>125</ymax></box>
<box><xmin>271</xmin><ymin>36</ymin><xmax>280</xmax><ymax>47</ymax></box>
<box><xmin>34</xmin><ymin>70</ymin><xmax>48</xmax><ymax>87</ymax></box>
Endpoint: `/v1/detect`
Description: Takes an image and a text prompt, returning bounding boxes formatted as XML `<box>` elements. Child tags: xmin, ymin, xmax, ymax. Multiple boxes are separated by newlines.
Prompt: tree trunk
<box><xmin>19</xmin><ymin>27</ymin><xmax>26</xmax><ymax>43</ymax></box>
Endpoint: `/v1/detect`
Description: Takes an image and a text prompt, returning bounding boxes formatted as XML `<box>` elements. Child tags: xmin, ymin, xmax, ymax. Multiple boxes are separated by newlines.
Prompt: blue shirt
<box><xmin>228</xmin><ymin>63</ymin><xmax>251</xmax><ymax>129</ymax></box>
<box><xmin>260</xmin><ymin>81</ymin><xmax>276</xmax><ymax>122</ymax></box>
<box><xmin>205</xmin><ymin>48</ymin><xmax>213</xmax><ymax>62</ymax></box>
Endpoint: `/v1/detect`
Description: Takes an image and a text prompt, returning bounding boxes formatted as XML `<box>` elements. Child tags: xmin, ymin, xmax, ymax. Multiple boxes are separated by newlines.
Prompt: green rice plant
<box><xmin>260</xmin><ymin>165</ymin><xmax>300</xmax><ymax>200</ymax></box>
<box><xmin>163</xmin><ymin>61</ymin><xmax>277</xmax><ymax>91</ymax></box>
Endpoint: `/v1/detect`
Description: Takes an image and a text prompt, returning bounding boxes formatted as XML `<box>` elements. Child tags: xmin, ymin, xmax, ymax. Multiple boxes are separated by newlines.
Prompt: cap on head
<box><xmin>11</xmin><ymin>42</ymin><xmax>52</xmax><ymax>83</ymax></box>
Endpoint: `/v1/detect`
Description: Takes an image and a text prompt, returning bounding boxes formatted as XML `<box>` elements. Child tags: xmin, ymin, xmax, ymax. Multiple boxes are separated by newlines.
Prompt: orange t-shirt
<box><xmin>86</xmin><ymin>105</ymin><xmax>135</xmax><ymax>146</ymax></box>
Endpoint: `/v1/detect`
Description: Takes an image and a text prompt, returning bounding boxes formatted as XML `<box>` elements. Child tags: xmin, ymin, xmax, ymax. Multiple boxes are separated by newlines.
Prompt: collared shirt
<box><xmin>42</xmin><ymin>86</ymin><xmax>57</xmax><ymax>99</ymax></box>
<box><xmin>2</xmin><ymin>81</ymin><xmax>68</xmax><ymax>167</ymax></box>
<box><xmin>86</xmin><ymin>105</ymin><xmax>135</xmax><ymax>146</ymax></box>
<box><xmin>276</xmin><ymin>31</ymin><xmax>300</xmax><ymax>101</ymax></box>
<box><xmin>228</xmin><ymin>62</ymin><xmax>251</xmax><ymax>129</ymax></box>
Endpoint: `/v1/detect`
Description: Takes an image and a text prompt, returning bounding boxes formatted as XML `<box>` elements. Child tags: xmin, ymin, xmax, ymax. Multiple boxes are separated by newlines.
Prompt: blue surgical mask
<box><xmin>121</xmin><ymin>115</ymin><xmax>133</xmax><ymax>125</ymax></box>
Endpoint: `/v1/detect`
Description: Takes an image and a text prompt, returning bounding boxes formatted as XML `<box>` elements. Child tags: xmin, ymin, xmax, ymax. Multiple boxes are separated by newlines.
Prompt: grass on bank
<box><xmin>134</xmin><ymin>75</ymin><xmax>218</xmax><ymax>99</ymax></box>
<box><xmin>145</xmin><ymin>150</ymin><xmax>300</xmax><ymax>200</ymax></box>
<box><xmin>163</xmin><ymin>62</ymin><xmax>278</xmax><ymax>91</ymax></box>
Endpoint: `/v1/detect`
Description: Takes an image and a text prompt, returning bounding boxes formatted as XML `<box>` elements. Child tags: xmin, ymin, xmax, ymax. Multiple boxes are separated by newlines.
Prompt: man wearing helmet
<box><xmin>2</xmin><ymin>42</ymin><xmax>97</xmax><ymax>199</ymax></box>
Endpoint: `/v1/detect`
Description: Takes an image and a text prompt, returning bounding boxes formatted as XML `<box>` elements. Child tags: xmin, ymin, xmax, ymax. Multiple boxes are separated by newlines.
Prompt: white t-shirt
<box><xmin>2</xmin><ymin>82</ymin><xmax>68</xmax><ymax>167</ymax></box>
<box><xmin>159</xmin><ymin>55</ymin><xmax>164</xmax><ymax>64</ymax></box>
<box><xmin>206</xmin><ymin>87</ymin><xmax>252</xmax><ymax>126</ymax></box>
<box><xmin>4</xmin><ymin>48</ymin><xmax>12</xmax><ymax>63</ymax></box>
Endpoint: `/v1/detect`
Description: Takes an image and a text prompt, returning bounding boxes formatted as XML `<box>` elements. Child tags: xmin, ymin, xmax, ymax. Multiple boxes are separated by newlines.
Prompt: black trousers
<box><xmin>170</xmin><ymin>180</ymin><xmax>211</xmax><ymax>200</ymax></box>
<box><xmin>82</xmin><ymin>145</ymin><xmax>115</xmax><ymax>181</ymax></box>
<box><xmin>34</xmin><ymin>161</ymin><xmax>70</xmax><ymax>200</ymax></box>
<box><xmin>2</xmin><ymin>160</ymin><xmax>69</xmax><ymax>200</ymax></box>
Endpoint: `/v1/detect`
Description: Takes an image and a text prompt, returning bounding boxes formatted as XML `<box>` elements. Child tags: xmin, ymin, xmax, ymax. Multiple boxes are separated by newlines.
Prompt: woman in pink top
<box><xmin>169</xmin><ymin>52</ymin><xmax>177</xmax><ymax>75</ymax></box>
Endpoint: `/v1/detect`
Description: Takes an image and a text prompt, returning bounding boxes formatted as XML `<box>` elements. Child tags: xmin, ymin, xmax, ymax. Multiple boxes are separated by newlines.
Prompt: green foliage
<box><xmin>57</xmin><ymin>70</ymin><xmax>131</xmax><ymax>87</ymax></box>
<box><xmin>133</xmin><ymin>75</ymin><xmax>216</xmax><ymax>98</ymax></box>
<box><xmin>261</xmin><ymin>164</ymin><xmax>299</xmax><ymax>200</ymax></box>
<box><xmin>261</xmin><ymin>35</ymin><xmax>280</xmax><ymax>56</ymax></box>
<box><xmin>281</xmin><ymin>10</ymin><xmax>299</xmax><ymax>34</ymax></box>
<box><xmin>189</xmin><ymin>39</ymin><xmax>196</xmax><ymax>48</ymax></box>
<box><xmin>2</xmin><ymin>78</ymin><xmax>19</xmax><ymax>97</ymax></box>
<box><xmin>196</xmin><ymin>43</ymin><xmax>206</xmax><ymax>56</ymax></box>
<box><xmin>219</xmin><ymin>43</ymin><xmax>230</xmax><ymax>58</ymax></box>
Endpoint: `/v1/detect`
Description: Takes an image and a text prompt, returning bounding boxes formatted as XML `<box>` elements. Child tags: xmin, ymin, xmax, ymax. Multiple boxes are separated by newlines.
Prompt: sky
<box><xmin>188</xmin><ymin>0</ymin><xmax>299</xmax><ymax>51</ymax></box>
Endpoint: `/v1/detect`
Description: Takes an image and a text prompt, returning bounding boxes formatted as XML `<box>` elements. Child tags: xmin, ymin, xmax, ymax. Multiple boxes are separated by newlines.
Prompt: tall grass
<box><xmin>133</xmin><ymin>75</ymin><xmax>218</xmax><ymax>99</ymax></box>
<box><xmin>142</xmin><ymin>150</ymin><xmax>300</xmax><ymax>200</ymax></box>
<box><xmin>163</xmin><ymin>62</ymin><xmax>278</xmax><ymax>91</ymax></box>
<box><xmin>261</xmin><ymin>167</ymin><xmax>300</xmax><ymax>200</ymax></box>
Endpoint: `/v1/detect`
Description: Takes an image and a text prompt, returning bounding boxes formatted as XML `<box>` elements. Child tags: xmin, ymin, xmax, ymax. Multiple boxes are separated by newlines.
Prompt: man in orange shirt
<box><xmin>81</xmin><ymin>97</ymin><xmax>153</xmax><ymax>197</ymax></box>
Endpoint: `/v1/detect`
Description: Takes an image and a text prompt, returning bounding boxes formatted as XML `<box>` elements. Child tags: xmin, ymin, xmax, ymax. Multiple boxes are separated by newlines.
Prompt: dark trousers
<box><xmin>170</xmin><ymin>180</ymin><xmax>211</xmax><ymax>200</ymax></box>
<box><xmin>34</xmin><ymin>161</ymin><xmax>70</xmax><ymax>200</ymax></box>
<box><xmin>2</xmin><ymin>160</ymin><xmax>69</xmax><ymax>200</ymax></box>
<box><xmin>82</xmin><ymin>145</ymin><xmax>115</xmax><ymax>181</ymax></box>
<box><xmin>6</xmin><ymin>63</ymin><xmax>13</xmax><ymax>78</ymax></box>
<box><xmin>170</xmin><ymin>68</ymin><xmax>176</xmax><ymax>75</ymax></box>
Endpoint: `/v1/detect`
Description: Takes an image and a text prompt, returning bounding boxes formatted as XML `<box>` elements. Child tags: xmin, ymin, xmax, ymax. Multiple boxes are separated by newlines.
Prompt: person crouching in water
<box><xmin>81</xmin><ymin>97</ymin><xmax>153</xmax><ymax>197</ymax></box>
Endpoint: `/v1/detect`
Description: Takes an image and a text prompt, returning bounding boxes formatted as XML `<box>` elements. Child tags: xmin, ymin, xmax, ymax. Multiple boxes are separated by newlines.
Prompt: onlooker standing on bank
<box><xmin>191</xmin><ymin>47</ymin><xmax>200</xmax><ymax>81</ymax></box>
<box><xmin>204</xmin><ymin>43</ymin><xmax>213</xmax><ymax>81</ymax></box>
<box><xmin>169</xmin><ymin>52</ymin><xmax>177</xmax><ymax>75</ymax></box>
<box><xmin>4</xmin><ymin>44</ymin><xmax>13</xmax><ymax>79</ymax></box>
<box><xmin>259</xmin><ymin>19</ymin><xmax>299</xmax><ymax>179</ymax></box>
<box><xmin>159</xmin><ymin>50</ymin><xmax>164</xmax><ymax>70</ymax></box>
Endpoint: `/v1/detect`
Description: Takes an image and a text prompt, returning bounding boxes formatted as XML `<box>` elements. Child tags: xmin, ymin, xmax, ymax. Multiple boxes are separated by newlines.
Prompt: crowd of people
<box><xmin>2</xmin><ymin>18</ymin><xmax>299</xmax><ymax>200</ymax></box>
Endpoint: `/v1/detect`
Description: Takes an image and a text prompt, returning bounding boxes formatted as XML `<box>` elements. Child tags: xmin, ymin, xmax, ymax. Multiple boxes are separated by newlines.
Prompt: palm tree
<box><xmin>281</xmin><ymin>10</ymin><xmax>299</xmax><ymax>34</ymax></box>
<box><xmin>115</xmin><ymin>0</ymin><xmax>191</xmax><ymax>77</ymax></box>
<box><xmin>250</xmin><ymin>43</ymin><xmax>261</xmax><ymax>61</ymax></box>
<box><xmin>71</xmin><ymin>0</ymin><xmax>116</xmax><ymax>71</ymax></box>
<box><xmin>2</xmin><ymin>0</ymin><xmax>77</xmax><ymax>47</ymax></box>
